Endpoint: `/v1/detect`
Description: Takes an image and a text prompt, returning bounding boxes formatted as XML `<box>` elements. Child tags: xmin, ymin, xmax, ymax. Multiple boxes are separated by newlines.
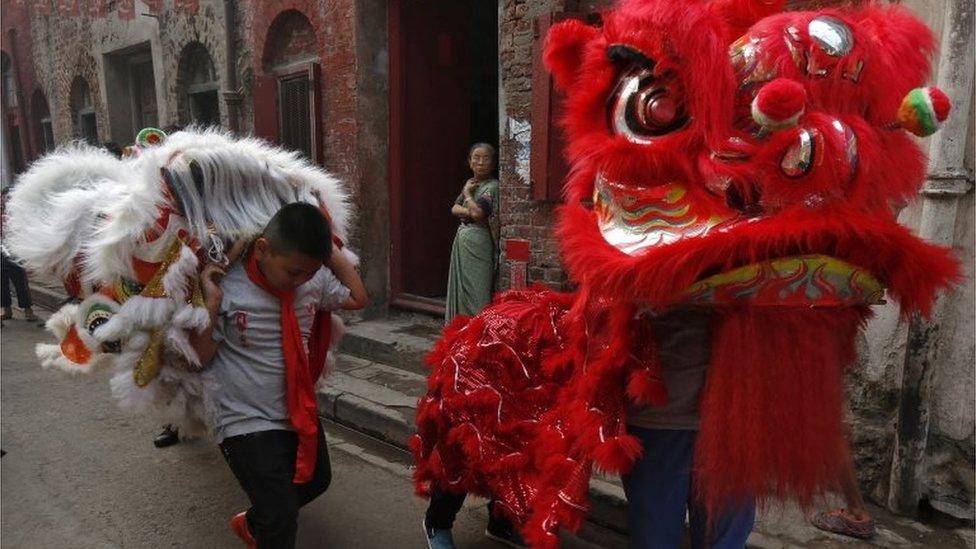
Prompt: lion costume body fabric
<box><xmin>5</xmin><ymin>129</ymin><xmax>354</xmax><ymax>438</ymax></box>
<box><xmin>411</xmin><ymin>1</ymin><xmax>957</xmax><ymax>546</ymax></box>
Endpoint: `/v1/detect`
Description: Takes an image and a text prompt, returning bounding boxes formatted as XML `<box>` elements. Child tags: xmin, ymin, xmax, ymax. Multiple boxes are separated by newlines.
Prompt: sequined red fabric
<box><xmin>411</xmin><ymin>287</ymin><xmax>667</xmax><ymax>547</ymax></box>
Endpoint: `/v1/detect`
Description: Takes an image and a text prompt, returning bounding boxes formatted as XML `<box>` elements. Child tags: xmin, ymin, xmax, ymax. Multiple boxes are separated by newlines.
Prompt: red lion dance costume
<box><xmin>412</xmin><ymin>0</ymin><xmax>957</xmax><ymax>546</ymax></box>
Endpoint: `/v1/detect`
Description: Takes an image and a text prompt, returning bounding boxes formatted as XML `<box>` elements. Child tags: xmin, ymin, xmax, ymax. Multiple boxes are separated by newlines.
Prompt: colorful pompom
<box><xmin>897</xmin><ymin>87</ymin><xmax>951</xmax><ymax>137</ymax></box>
<box><xmin>136</xmin><ymin>127</ymin><xmax>167</xmax><ymax>148</ymax></box>
<box><xmin>751</xmin><ymin>78</ymin><xmax>807</xmax><ymax>130</ymax></box>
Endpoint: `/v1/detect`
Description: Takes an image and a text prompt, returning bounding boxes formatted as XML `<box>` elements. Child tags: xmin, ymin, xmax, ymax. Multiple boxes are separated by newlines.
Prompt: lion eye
<box><xmin>609</xmin><ymin>68</ymin><xmax>689</xmax><ymax>144</ymax></box>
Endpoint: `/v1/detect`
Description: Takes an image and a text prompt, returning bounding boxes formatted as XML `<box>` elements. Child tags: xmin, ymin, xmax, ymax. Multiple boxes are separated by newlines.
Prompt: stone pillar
<box><xmin>888</xmin><ymin>0</ymin><xmax>975</xmax><ymax>517</ymax></box>
<box><xmin>222</xmin><ymin>0</ymin><xmax>241</xmax><ymax>133</ymax></box>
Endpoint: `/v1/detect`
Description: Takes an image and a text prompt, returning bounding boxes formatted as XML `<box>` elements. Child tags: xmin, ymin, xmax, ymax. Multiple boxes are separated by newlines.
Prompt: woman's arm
<box><xmin>461</xmin><ymin>178</ymin><xmax>490</xmax><ymax>221</ymax></box>
<box><xmin>451</xmin><ymin>203</ymin><xmax>471</xmax><ymax>218</ymax></box>
<box><xmin>463</xmin><ymin>190</ymin><xmax>486</xmax><ymax>221</ymax></box>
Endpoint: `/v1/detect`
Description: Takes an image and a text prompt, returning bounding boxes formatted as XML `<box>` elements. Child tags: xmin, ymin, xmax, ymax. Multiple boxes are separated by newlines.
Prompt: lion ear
<box><xmin>544</xmin><ymin>19</ymin><xmax>599</xmax><ymax>91</ymax></box>
<box><xmin>709</xmin><ymin>0</ymin><xmax>785</xmax><ymax>38</ymax></box>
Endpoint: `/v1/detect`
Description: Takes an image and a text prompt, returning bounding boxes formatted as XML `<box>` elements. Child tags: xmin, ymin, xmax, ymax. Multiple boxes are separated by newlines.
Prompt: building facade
<box><xmin>1</xmin><ymin>0</ymin><xmax>972</xmax><ymax>520</ymax></box>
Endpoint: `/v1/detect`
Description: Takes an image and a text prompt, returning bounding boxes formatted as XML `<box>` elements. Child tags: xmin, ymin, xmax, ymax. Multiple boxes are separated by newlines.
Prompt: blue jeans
<box><xmin>622</xmin><ymin>427</ymin><xmax>755</xmax><ymax>549</ymax></box>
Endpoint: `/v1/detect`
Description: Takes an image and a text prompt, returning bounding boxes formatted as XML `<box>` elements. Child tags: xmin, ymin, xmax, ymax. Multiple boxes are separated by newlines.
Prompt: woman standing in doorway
<box><xmin>445</xmin><ymin>143</ymin><xmax>499</xmax><ymax>323</ymax></box>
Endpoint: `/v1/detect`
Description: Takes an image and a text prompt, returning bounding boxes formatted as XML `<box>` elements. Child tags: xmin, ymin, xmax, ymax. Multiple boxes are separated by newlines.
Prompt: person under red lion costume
<box><xmin>411</xmin><ymin>0</ymin><xmax>958</xmax><ymax>546</ymax></box>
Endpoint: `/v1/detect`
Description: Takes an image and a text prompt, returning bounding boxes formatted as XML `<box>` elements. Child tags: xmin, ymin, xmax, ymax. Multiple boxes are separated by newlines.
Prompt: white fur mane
<box><xmin>8</xmin><ymin>128</ymin><xmax>354</xmax><ymax>288</ymax></box>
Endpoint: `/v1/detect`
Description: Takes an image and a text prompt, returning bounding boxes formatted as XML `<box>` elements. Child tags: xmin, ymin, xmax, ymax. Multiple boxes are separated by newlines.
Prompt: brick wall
<box><xmin>10</xmin><ymin>0</ymin><xmax>388</xmax><ymax>313</ymax></box>
<box><xmin>497</xmin><ymin>0</ymin><xmax>569</xmax><ymax>292</ymax></box>
<box><xmin>244</xmin><ymin>1</ymin><xmax>360</xmax><ymax>195</ymax></box>
<box><xmin>241</xmin><ymin>0</ymin><xmax>389</xmax><ymax>313</ymax></box>
<box><xmin>18</xmin><ymin>0</ymin><xmax>227</xmax><ymax>145</ymax></box>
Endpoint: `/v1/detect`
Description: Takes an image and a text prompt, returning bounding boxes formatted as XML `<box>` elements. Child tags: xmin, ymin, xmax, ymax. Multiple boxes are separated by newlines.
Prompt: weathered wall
<box><xmin>847</xmin><ymin>0</ymin><xmax>975</xmax><ymax>518</ymax></box>
<box><xmin>156</xmin><ymin>1</ymin><xmax>227</xmax><ymax>129</ymax></box>
<box><xmin>11</xmin><ymin>0</ymin><xmax>389</xmax><ymax>311</ymax></box>
<box><xmin>238</xmin><ymin>0</ymin><xmax>388</xmax><ymax>313</ymax></box>
<box><xmin>22</xmin><ymin>0</ymin><xmax>225</xmax><ymax>144</ymax></box>
<box><xmin>497</xmin><ymin>0</ymin><xmax>572</xmax><ymax>293</ymax></box>
<box><xmin>352</xmin><ymin>0</ymin><xmax>391</xmax><ymax>317</ymax></box>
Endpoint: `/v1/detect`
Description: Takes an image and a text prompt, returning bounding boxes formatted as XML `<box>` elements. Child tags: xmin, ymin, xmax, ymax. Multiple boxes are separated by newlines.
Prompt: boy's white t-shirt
<box><xmin>209</xmin><ymin>261</ymin><xmax>350</xmax><ymax>443</ymax></box>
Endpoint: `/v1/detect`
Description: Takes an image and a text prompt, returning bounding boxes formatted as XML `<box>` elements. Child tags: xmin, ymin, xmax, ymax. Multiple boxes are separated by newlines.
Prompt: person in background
<box><xmin>1</xmin><ymin>188</ymin><xmax>38</xmax><ymax>323</ymax></box>
<box><xmin>444</xmin><ymin>143</ymin><xmax>500</xmax><ymax>323</ymax></box>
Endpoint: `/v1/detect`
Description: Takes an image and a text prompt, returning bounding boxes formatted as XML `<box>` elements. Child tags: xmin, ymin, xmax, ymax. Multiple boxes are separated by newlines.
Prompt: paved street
<box><xmin>0</xmin><ymin>310</ymin><xmax>605</xmax><ymax>549</ymax></box>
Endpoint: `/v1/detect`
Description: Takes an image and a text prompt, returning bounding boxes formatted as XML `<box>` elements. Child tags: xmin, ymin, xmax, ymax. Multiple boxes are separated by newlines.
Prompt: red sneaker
<box><xmin>811</xmin><ymin>508</ymin><xmax>876</xmax><ymax>539</ymax></box>
<box><xmin>229</xmin><ymin>511</ymin><xmax>257</xmax><ymax>548</ymax></box>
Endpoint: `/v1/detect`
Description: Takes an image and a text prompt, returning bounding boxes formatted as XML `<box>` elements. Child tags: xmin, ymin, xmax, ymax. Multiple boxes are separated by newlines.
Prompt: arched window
<box><xmin>31</xmin><ymin>89</ymin><xmax>54</xmax><ymax>153</ymax></box>
<box><xmin>70</xmin><ymin>76</ymin><xmax>98</xmax><ymax>145</ymax></box>
<box><xmin>177</xmin><ymin>42</ymin><xmax>220</xmax><ymax>126</ymax></box>
<box><xmin>254</xmin><ymin>10</ymin><xmax>321</xmax><ymax>162</ymax></box>
<box><xmin>262</xmin><ymin>10</ymin><xmax>318</xmax><ymax>71</ymax></box>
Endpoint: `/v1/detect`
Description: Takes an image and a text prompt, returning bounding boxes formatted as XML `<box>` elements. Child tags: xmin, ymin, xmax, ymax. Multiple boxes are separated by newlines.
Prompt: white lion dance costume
<box><xmin>5</xmin><ymin>128</ymin><xmax>354</xmax><ymax>437</ymax></box>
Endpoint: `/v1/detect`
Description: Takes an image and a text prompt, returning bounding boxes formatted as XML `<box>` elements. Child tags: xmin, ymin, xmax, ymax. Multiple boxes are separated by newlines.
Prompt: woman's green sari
<box><xmin>445</xmin><ymin>178</ymin><xmax>499</xmax><ymax>322</ymax></box>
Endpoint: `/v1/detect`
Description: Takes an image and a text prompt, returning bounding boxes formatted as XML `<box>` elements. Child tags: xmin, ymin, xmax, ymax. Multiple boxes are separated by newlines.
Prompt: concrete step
<box><xmin>318</xmin><ymin>353</ymin><xmax>425</xmax><ymax>448</ymax></box>
<box><xmin>337</xmin><ymin>315</ymin><xmax>442</xmax><ymax>376</ymax></box>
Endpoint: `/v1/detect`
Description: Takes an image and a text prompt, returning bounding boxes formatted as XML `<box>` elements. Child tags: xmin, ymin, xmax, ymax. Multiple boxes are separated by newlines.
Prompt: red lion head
<box><xmin>545</xmin><ymin>0</ymin><xmax>956</xmax><ymax>315</ymax></box>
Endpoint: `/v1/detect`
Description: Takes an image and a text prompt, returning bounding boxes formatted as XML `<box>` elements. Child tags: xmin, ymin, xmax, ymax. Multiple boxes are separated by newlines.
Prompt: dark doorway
<box><xmin>70</xmin><ymin>76</ymin><xmax>99</xmax><ymax>146</ymax></box>
<box><xmin>131</xmin><ymin>58</ymin><xmax>158</xmax><ymax>129</ymax></box>
<box><xmin>104</xmin><ymin>43</ymin><xmax>157</xmax><ymax>143</ymax></box>
<box><xmin>190</xmin><ymin>90</ymin><xmax>220</xmax><ymax>126</ymax></box>
<box><xmin>31</xmin><ymin>90</ymin><xmax>54</xmax><ymax>154</ymax></box>
<box><xmin>1</xmin><ymin>52</ymin><xmax>25</xmax><ymax>174</ymax></box>
<box><xmin>178</xmin><ymin>41</ymin><xmax>221</xmax><ymax>127</ymax></box>
<box><xmin>389</xmin><ymin>0</ymin><xmax>499</xmax><ymax>314</ymax></box>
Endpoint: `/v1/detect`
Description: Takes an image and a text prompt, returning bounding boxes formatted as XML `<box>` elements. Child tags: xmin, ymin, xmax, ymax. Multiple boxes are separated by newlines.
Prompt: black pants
<box><xmin>1</xmin><ymin>255</ymin><xmax>31</xmax><ymax>309</ymax></box>
<box><xmin>219</xmin><ymin>427</ymin><xmax>332</xmax><ymax>549</ymax></box>
<box><xmin>425</xmin><ymin>489</ymin><xmax>512</xmax><ymax>532</ymax></box>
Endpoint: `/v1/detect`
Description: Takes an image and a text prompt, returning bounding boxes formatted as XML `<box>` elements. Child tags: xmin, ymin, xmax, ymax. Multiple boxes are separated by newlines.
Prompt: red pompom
<box><xmin>928</xmin><ymin>87</ymin><xmax>951</xmax><ymax>122</ymax></box>
<box><xmin>626</xmin><ymin>370</ymin><xmax>669</xmax><ymax>406</ymax></box>
<box><xmin>592</xmin><ymin>434</ymin><xmax>644</xmax><ymax>474</ymax></box>
<box><xmin>752</xmin><ymin>78</ymin><xmax>807</xmax><ymax>129</ymax></box>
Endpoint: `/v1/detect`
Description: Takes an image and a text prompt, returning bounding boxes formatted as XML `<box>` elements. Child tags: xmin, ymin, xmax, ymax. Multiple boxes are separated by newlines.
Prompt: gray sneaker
<box><xmin>423</xmin><ymin>519</ymin><xmax>456</xmax><ymax>549</ymax></box>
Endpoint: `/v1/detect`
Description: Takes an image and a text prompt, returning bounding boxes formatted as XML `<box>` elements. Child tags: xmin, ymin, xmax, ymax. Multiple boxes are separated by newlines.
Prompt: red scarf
<box><xmin>246</xmin><ymin>253</ymin><xmax>332</xmax><ymax>483</ymax></box>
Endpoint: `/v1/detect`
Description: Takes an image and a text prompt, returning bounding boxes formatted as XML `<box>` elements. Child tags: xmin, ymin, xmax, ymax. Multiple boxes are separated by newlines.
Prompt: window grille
<box><xmin>278</xmin><ymin>73</ymin><xmax>312</xmax><ymax>159</ymax></box>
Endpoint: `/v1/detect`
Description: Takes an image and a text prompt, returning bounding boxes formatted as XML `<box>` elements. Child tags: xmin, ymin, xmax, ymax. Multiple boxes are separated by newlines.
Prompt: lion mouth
<box><xmin>593</xmin><ymin>172</ymin><xmax>744</xmax><ymax>255</ymax></box>
<box><xmin>588</xmin><ymin>172</ymin><xmax>885</xmax><ymax>308</ymax></box>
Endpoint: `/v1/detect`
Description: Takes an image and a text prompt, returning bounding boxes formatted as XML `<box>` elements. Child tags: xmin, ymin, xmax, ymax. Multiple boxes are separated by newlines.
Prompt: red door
<box><xmin>389</xmin><ymin>0</ymin><xmax>498</xmax><ymax>314</ymax></box>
